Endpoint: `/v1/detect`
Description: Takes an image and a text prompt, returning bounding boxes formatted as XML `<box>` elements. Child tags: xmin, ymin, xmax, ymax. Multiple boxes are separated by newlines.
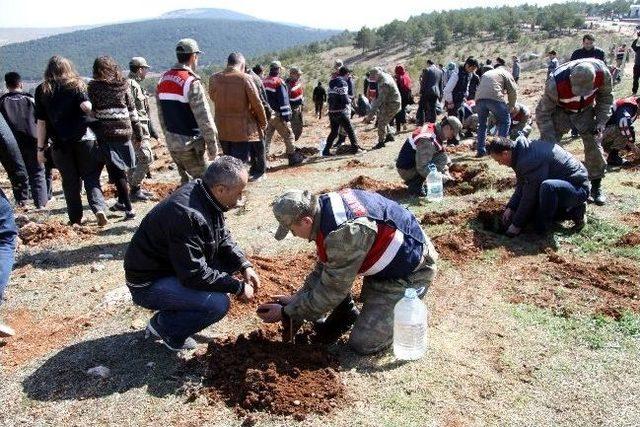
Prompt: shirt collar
<box><xmin>196</xmin><ymin>179</ymin><xmax>227</xmax><ymax>213</ymax></box>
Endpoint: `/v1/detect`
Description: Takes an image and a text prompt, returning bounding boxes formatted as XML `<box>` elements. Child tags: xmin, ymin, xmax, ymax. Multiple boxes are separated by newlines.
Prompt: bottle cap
<box><xmin>404</xmin><ymin>288</ymin><xmax>418</xmax><ymax>298</ymax></box>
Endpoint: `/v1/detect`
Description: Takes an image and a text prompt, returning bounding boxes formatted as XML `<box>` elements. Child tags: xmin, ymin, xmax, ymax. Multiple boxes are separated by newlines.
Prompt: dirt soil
<box><xmin>446</xmin><ymin>163</ymin><xmax>515</xmax><ymax>196</ymax></box>
<box><xmin>511</xmin><ymin>253</ymin><xmax>640</xmax><ymax>319</ymax></box>
<box><xmin>193</xmin><ymin>328</ymin><xmax>344</xmax><ymax>422</ymax></box>
<box><xmin>618</xmin><ymin>232</ymin><xmax>640</xmax><ymax>246</ymax></box>
<box><xmin>621</xmin><ymin>181</ymin><xmax>640</xmax><ymax>190</ymax></box>
<box><xmin>144</xmin><ymin>182</ymin><xmax>180</xmax><ymax>200</ymax></box>
<box><xmin>421</xmin><ymin>197</ymin><xmax>505</xmax><ymax>230</ymax></box>
<box><xmin>326</xmin><ymin>175</ymin><xmax>407</xmax><ymax>199</ymax></box>
<box><xmin>18</xmin><ymin>220</ymin><xmax>96</xmax><ymax>246</ymax></box>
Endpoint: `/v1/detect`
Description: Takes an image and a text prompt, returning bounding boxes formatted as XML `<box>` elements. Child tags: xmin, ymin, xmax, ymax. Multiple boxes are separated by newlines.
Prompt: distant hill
<box><xmin>0</xmin><ymin>26</ymin><xmax>95</xmax><ymax>46</ymax></box>
<box><xmin>0</xmin><ymin>18</ymin><xmax>338</xmax><ymax>80</ymax></box>
<box><xmin>159</xmin><ymin>8</ymin><xmax>259</xmax><ymax>21</ymax></box>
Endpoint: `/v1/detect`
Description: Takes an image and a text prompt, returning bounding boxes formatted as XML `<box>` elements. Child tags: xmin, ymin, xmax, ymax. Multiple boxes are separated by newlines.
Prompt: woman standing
<box><xmin>35</xmin><ymin>56</ymin><xmax>108</xmax><ymax>226</ymax></box>
<box><xmin>88</xmin><ymin>56</ymin><xmax>142</xmax><ymax>220</ymax></box>
<box><xmin>394</xmin><ymin>64</ymin><xmax>413</xmax><ymax>134</ymax></box>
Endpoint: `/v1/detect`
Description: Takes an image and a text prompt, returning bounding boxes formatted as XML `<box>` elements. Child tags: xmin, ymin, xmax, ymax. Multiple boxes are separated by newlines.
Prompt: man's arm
<box><xmin>535</xmin><ymin>79</ymin><xmax>560</xmax><ymax>142</ymax></box>
<box><xmin>188</xmin><ymin>79</ymin><xmax>218</xmax><ymax>158</ymax></box>
<box><xmin>503</xmin><ymin>71</ymin><xmax>518</xmax><ymax>109</ymax></box>
<box><xmin>443</xmin><ymin>71</ymin><xmax>458</xmax><ymax>103</ymax></box>
<box><xmin>511</xmin><ymin>165</ymin><xmax>548</xmax><ymax>228</ymax></box>
<box><xmin>506</xmin><ymin>181</ymin><xmax>523</xmax><ymax>211</ymax></box>
<box><xmin>246</xmin><ymin>79</ymin><xmax>267</xmax><ymax>130</ymax></box>
<box><xmin>594</xmin><ymin>68</ymin><xmax>614</xmax><ymax>129</ymax></box>
<box><xmin>216</xmin><ymin>224</ymin><xmax>253</xmax><ymax>274</ymax></box>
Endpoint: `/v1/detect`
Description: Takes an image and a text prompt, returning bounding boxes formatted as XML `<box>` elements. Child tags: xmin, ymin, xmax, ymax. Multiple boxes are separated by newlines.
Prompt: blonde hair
<box><xmin>42</xmin><ymin>56</ymin><xmax>85</xmax><ymax>95</ymax></box>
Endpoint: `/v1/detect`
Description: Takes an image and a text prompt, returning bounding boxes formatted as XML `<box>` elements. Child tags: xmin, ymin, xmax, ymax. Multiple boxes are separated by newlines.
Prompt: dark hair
<box><xmin>583</xmin><ymin>34</ymin><xmax>595</xmax><ymax>42</ymax></box>
<box><xmin>338</xmin><ymin>66</ymin><xmax>350</xmax><ymax>76</ymax></box>
<box><xmin>92</xmin><ymin>56</ymin><xmax>124</xmax><ymax>82</ymax></box>
<box><xmin>227</xmin><ymin>52</ymin><xmax>244</xmax><ymax>67</ymax></box>
<box><xmin>203</xmin><ymin>155</ymin><xmax>247</xmax><ymax>187</ymax></box>
<box><xmin>252</xmin><ymin>64</ymin><xmax>263</xmax><ymax>75</ymax></box>
<box><xmin>42</xmin><ymin>56</ymin><xmax>86</xmax><ymax>95</ymax></box>
<box><xmin>129</xmin><ymin>65</ymin><xmax>143</xmax><ymax>73</ymax></box>
<box><xmin>495</xmin><ymin>57</ymin><xmax>506</xmax><ymax>66</ymax></box>
<box><xmin>485</xmin><ymin>59</ymin><xmax>492</xmax><ymax>65</ymax></box>
<box><xmin>4</xmin><ymin>72</ymin><xmax>21</xmax><ymax>88</ymax></box>
<box><xmin>176</xmin><ymin>52</ymin><xmax>194</xmax><ymax>64</ymax></box>
<box><xmin>465</xmin><ymin>57</ymin><xmax>479</xmax><ymax>68</ymax></box>
<box><xmin>548</xmin><ymin>50</ymin><xmax>557</xmax><ymax>55</ymax></box>
<box><xmin>486</xmin><ymin>136</ymin><xmax>514</xmax><ymax>154</ymax></box>
<box><xmin>426</xmin><ymin>59</ymin><xmax>434</xmax><ymax>65</ymax></box>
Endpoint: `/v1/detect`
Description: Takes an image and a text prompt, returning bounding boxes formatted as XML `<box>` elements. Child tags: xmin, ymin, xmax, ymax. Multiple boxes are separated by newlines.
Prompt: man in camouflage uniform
<box><xmin>535</xmin><ymin>58</ymin><xmax>613</xmax><ymax>205</ymax></box>
<box><xmin>127</xmin><ymin>57</ymin><xmax>158</xmax><ymax>200</ymax></box>
<box><xmin>257</xmin><ymin>189</ymin><xmax>438</xmax><ymax>355</ymax></box>
<box><xmin>156</xmin><ymin>39</ymin><xmax>218</xmax><ymax>184</ymax></box>
<box><xmin>507</xmin><ymin>102</ymin><xmax>532</xmax><ymax>138</ymax></box>
<box><xmin>457</xmin><ymin>99</ymin><xmax>478</xmax><ymax>137</ymax></box>
<box><xmin>286</xmin><ymin>66</ymin><xmax>304</xmax><ymax>141</ymax></box>
<box><xmin>396</xmin><ymin>117</ymin><xmax>462</xmax><ymax>196</ymax></box>
<box><xmin>602</xmin><ymin>95</ymin><xmax>640</xmax><ymax>166</ymax></box>
<box><xmin>365</xmin><ymin>67</ymin><xmax>401</xmax><ymax>150</ymax></box>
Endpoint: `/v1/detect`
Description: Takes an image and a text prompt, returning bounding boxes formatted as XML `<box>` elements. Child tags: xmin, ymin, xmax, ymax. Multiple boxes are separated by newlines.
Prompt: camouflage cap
<box><xmin>270</xmin><ymin>60</ymin><xmax>282</xmax><ymax>70</ymax></box>
<box><xmin>570</xmin><ymin>62</ymin><xmax>596</xmax><ymax>97</ymax></box>
<box><xmin>368</xmin><ymin>67</ymin><xmax>382</xmax><ymax>80</ymax></box>
<box><xmin>129</xmin><ymin>57</ymin><xmax>150</xmax><ymax>68</ymax></box>
<box><xmin>272</xmin><ymin>189</ymin><xmax>317</xmax><ymax>240</ymax></box>
<box><xmin>289</xmin><ymin>66</ymin><xmax>302</xmax><ymax>75</ymax></box>
<box><xmin>176</xmin><ymin>38</ymin><xmax>201</xmax><ymax>54</ymax></box>
<box><xmin>334</xmin><ymin>59</ymin><xmax>344</xmax><ymax>70</ymax></box>
<box><xmin>443</xmin><ymin>116</ymin><xmax>463</xmax><ymax>144</ymax></box>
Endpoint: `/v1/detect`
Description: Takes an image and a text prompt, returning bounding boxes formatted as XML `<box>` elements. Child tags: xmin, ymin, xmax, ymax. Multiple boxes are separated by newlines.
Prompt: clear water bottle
<box><xmin>393</xmin><ymin>288</ymin><xmax>428</xmax><ymax>360</ymax></box>
<box><xmin>425</xmin><ymin>163</ymin><xmax>443</xmax><ymax>202</ymax></box>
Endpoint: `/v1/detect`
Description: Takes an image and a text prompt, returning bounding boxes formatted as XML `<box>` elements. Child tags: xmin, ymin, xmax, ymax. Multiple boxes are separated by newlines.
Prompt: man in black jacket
<box><xmin>487</xmin><ymin>136</ymin><xmax>590</xmax><ymax>236</ymax></box>
<box><xmin>417</xmin><ymin>60</ymin><xmax>443</xmax><ymax>125</ymax></box>
<box><xmin>571</xmin><ymin>34</ymin><xmax>606</xmax><ymax>63</ymax></box>
<box><xmin>312</xmin><ymin>81</ymin><xmax>327</xmax><ymax>119</ymax></box>
<box><xmin>124</xmin><ymin>156</ymin><xmax>259</xmax><ymax>351</ymax></box>
<box><xmin>631</xmin><ymin>31</ymin><xmax>640</xmax><ymax>94</ymax></box>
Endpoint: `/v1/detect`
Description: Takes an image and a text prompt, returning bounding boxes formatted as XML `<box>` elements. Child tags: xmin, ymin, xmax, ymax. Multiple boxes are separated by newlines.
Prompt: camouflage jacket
<box><xmin>128</xmin><ymin>73</ymin><xmax>153</xmax><ymax>140</ymax></box>
<box><xmin>368</xmin><ymin>72</ymin><xmax>401</xmax><ymax>118</ymax></box>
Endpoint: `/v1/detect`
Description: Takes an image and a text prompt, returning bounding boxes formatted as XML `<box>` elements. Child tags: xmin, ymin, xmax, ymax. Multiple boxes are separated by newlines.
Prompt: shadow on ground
<box><xmin>15</xmin><ymin>241</ymin><xmax>129</xmax><ymax>270</ymax></box>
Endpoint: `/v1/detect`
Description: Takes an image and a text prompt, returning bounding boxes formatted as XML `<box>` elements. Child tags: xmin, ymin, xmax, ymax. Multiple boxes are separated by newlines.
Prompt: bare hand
<box><xmin>238</xmin><ymin>283</ymin><xmax>254</xmax><ymax>302</ymax></box>
<box><xmin>502</xmin><ymin>208</ymin><xmax>514</xmax><ymax>226</ymax></box>
<box><xmin>256</xmin><ymin>303</ymin><xmax>283</xmax><ymax>323</ymax></box>
<box><xmin>242</xmin><ymin>267</ymin><xmax>260</xmax><ymax>292</ymax></box>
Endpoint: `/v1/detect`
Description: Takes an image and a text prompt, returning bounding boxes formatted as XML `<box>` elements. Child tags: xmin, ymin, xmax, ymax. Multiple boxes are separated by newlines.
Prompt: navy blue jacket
<box><xmin>328</xmin><ymin>75</ymin><xmax>351</xmax><ymax>113</ymax></box>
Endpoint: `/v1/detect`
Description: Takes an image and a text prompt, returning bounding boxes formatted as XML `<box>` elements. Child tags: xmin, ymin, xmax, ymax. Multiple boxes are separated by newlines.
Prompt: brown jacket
<box><xmin>208</xmin><ymin>66</ymin><xmax>267</xmax><ymax>142</ymax></box>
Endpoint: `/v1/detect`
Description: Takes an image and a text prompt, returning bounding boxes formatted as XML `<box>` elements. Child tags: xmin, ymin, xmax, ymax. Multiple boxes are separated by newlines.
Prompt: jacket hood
<box><xmin>395</xmin><ymin>65</ymin><xmax>406</xmax><ymax>75</ymax></box>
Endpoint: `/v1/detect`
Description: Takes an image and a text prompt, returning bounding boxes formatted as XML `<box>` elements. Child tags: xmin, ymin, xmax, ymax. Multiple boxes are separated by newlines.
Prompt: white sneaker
<box><xmin>0</xmin><ymin>322</ymin><xmax>15</xmax><ymax>338</ymax></box>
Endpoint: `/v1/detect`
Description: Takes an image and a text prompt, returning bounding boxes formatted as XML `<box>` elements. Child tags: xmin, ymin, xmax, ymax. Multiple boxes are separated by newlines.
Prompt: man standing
<box><xmin>602</xmin><ymin>96</ymin><xmax>640</xmax><ymax>166</ymax></box>
<box><xmin>263</xmin><ymin>61</ymin><xmax>305</xmax><ymax>166</ymax></box>
<box><xmin>208</xmin><ymin>52</ymin><xmax>267</xmax><ymax>167</ymax></box>
<box><xmin>475</xmin><ymin>65</ymin><xmax>518</xmax><ymax>157</ymax></box>
<box><xmin>631</xmin><ymin>31</ymin><xmax>640</xmax><ymax>94</ymax></box>
<box><xmin>127</xmin><ymin>58</ymin><xmax>158</xmax><ymax>201</ymax></box>
<box><xmin>323</xmin><ymin>66</ymin><xmax>363</xmax><ymax>156</ymax></box>
<box><xmin>571</xmin><ymin>34</ymin><xmax>606</xmax><ymax>63</ymax></box>
<box><xmin>535</xmin><ymin>58</ymin><xmax>613</xmax><ymax>206</ymax></box>
<box><xmin>246</xmin><ymin>64</ymin><xmax>272</xmax><ymax>182</ymax></box>
<box><xmin>0</xmin><ymin>189</ymin><xmax>17</xmax><ymax>338</ymax></box>
<box><xmin>443</xmin><ymin>57</ymin><xmax>479</xmax><ymax>116</ymax></box>
<box><xmin>312</xmin><ymin>81</ymin><xmax>327</xmax><ymax>119</ymax></box>
<box><xmin>488</xmin><ymin>137</ymin><xmax>590</xmax><ymax>236</ymax></box>
<box><xmin>286</xmin><ymin>66</ymin><xmax>305</xmax><ymax>141</ymax></box>
<box><xmin>257</xmin><ymin>188</ymin><xmax>438</xmax><ymax>354</ymax></box>
<box><xmin>156</xmin><ymin>38</ymin><xmax>218</xmax><ymax>184</ymax></box>
<box><xmin>417</xmin><ymin>60</ymin><xmax>443</xmax><ymax>125</ymax></box>
<box><xmin>547</xmin><ymin>50</ymin><xmax>559</xmax><ymax>76</ymax></box>
<box><xmin>0</xmin><ymin>72</ymin><xmax>48</xmax><ymax>208</ymax></box>
<box><xmin>365</xmin><ymin>67</ymin><xmax>401</xmax><ymax>150</ymax></box>
<box><xmin>512</xmin><ymin>56</ymin><xmax>521</xmax><ymax>83</ymax></box>
<box><xmin>124</xmin><ymin>156</ymin><xmax>259</xmax><ymax>351</ymax></box>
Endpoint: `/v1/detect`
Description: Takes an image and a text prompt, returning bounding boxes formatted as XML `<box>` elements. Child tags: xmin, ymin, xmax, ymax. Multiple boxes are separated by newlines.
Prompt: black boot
<box><xmin>407</xmin><ymin>177</ymin><xmax>426</xmax><ymax>197</ymax></box>
<box><xmin>590</xmin><ymin>178</ymin><xmax>606</xmax><ymax>206</ymax></box>
<box><xmin>607</xmin><ymin>150</ymin><xmax>624</xmax><ymax>167</ymax></box>
<box><xmin>372</xmin><ymin>141</ymin><xmax>386</xmax><ymax>150</ymax></box>
<box><xmin>385</xmin><ymin>133</ymin><xmax>395</xmax><ymax>143</ymax></box>
<box><xmin>313</xmin><ymin>294</ymin><xmax>360</xmax><ymax>344</ymax></box>
<box><xmin>568</xmin><ymin>202</ymin><xmax>587</xmax><ymax>231</ymax></box>
<box><xmin>288</xmin><ymin>150</ymin><xmax>306</xmax><ymax>166</ymax></box>
<box><xmin>334</xmin><ymin>135</ymin><xmax>346</xmax><ymax>148</ymax></box>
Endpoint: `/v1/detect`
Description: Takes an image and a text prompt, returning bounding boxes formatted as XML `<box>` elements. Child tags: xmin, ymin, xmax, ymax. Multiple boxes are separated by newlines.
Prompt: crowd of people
<box><xmin>1</xmin><ymin>31</ymin><xmax>639</xmax><ymax>354</ymax></box>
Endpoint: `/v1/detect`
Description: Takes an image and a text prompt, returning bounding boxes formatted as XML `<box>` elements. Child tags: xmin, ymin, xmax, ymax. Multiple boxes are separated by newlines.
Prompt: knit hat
<box><xmin>570</xmin><ymin>62</ymin><xmax>596</xmax><ymax>97</ymax></box>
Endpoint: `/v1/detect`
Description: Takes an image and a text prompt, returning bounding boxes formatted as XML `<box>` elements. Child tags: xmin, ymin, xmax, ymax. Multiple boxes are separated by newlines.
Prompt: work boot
<box><xmin>590</xmin><ymin>178</ymin><xmax>606</xmax><ymax>206</ymax></box>
<box><xmin>407</xmin><ymin>177</ymin><xmax>426</xmax><ymax>197</ymax></box>
<box><xmin>568</xmin><ymin>202</ymin><xmax>587</xmax><ymax>231</ymax></box>
<box><xmin>372</xmin><ymin>142</ymin><xmax>386</xmax><ymax>150</ymax></box>
<box><xmin>313</xmin><ymin>294</ymin><xmax>360</xmax><ymax>344</ymax></box>
<box><xmin>385</xmin><ymin>133</ymin><xmax>395</xmax><ymax>143</ymax></box>
<box><xmin>607</xmin><ymin>150</ymin><xmax>624</xmax><ymax>167</ymax></box>
<box><xmin>130</xmin><ymin>186</ymin><xmax>151</xmax><ymax>202</ymax></box>
<box><xmin>288</xmin><ymin>150</ymin><xmax>306</xmax><ymax>166</ymax></box>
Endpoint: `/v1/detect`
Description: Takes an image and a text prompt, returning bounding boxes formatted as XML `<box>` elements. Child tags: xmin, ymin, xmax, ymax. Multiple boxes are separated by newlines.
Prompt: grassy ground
<box><xmin>1</xmin><ymin>28</ymin><xmax>640</xmax><ymax>426</ymax></box>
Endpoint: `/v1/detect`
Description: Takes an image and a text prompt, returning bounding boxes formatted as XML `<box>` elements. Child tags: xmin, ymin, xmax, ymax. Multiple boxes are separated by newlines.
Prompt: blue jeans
<box><xmin>129</xmin><ymin>276</ymin><xmax>230</xmax><ymax>344</ymax></box>
<box><xmin>536</xmin><ymin>179</ymin><xmax>589</xmax><ymax>232</ymax></box>
<box><xmin>0</xmin><ymin>191</ymin><xmax>17</xmax><ymax>303</ymax></box>
<box><xmin>476</xmin><ymin>99</ymin><xmax>511</xmax><ymax>155</ymax></box>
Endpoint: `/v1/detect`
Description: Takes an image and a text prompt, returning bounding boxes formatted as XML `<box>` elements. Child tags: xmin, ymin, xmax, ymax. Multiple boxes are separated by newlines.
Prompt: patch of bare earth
<box><xmin>18</xmin><ymin>220</ymin><xmax>96</xmax><ymax>246</ymax></box>
<box><xmin>324</xmin><ymin>175</ymin><xmax>407</xmax><ymax>200</ymax></box>
<box><xmin>446</xmin><ymin>163</ymin><xmax>515</xmax><ymax>196</ymax></box>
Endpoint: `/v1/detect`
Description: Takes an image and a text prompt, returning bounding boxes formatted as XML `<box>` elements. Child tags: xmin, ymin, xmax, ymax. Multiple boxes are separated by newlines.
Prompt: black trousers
<box><xmin>220</xmin><ymin>141</ymin><xmax>251</xmax><ymax>164</ymax></box>
<box><xmin>16</xmin><ymin>139</ymin><xmax>48</xmax><ymax>208</ymax></box>
<box><xmin>315</xmin><ymin>102</ymin><xmax>323</xmax><ymax>118</ymax></box>
<box><xmin>417</xmin><ymin>94</ymin><xmax>439</xmax><ymax>125</ymax></box>
<box><xmin>0</xmin><ymin>131</ymin><xmax>29</xmax><ymax>204</ymax></box>
<box><xmin>326</xmin><ymin>111</ymin><xmax>357</xmax><ymax>151</ymax></box>
<box><xmin>51</xmin><ymin>139</ymin><xmax>106</xmax><ymax>224</ymax></box>
<box><xmin>249</xmin><ymin>140</ymin><xmax>266</xmax><ymax>176</ymax></box>
<box><xmin>633</xmin><ymin>65</ymin><xmax>640</xmax><ymax>94</ymax></box>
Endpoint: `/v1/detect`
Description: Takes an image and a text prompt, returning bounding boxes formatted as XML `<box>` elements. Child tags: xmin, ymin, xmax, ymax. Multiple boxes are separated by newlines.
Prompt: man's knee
<box><xmin>348</xmin><ymin>326</ymin><xmax>392</xmax><ymax>355</ymax></box>
<box><xmin>203</xmin><ymin>293</ymin><xmax>231</xmax><ymax>323</ymax></box>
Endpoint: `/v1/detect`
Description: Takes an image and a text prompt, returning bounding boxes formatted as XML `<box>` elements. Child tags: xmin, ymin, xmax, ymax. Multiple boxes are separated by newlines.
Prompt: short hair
<box><xmin>548</xmin><ymin>50</ymin><xmax>557</xmax><ymax>55</ymax></box>
<box><xmin>4</xmin><ymin>72</ymin><xmax>21</xmax><ymax>88</ymax></box>
<box><xmin>485</xmin><ymin>59</ymin><xmax>492</xmax><ymax>65</ymax></box>
<box><xmin>252</xmin><ymin>64</ymin><xmax>263</xmax><ymax>75</ymax></box>
<box><xmin>227</xmin><ymin>52</ymin><xmax>245</xmax><ymax>67</ymax></box>
<box><xmin>486</xmin><ymin>136</ymin><xmax>514</xmax><ymax>154</ymax></box>
<box><xmin>338</xmin><ymin>66</ymin><xmax>350</xmax><ymax>76</ymax></box>
<box><xmin>129</xmin><ymin>65</ymin><xmax>142</xmax><ymax>73</ymax></box>
<box><xmin>426</xmin><ymin>59</ymin><xmax>434</xmax><ymax>65</ymax></box>
<box><xmin>202</xmin><ymin>156</ymin><xmax>247</xmax><ymax>188</ymax></box>
<box><xmin>583</xmin><ymin>34</ymin><xmax>595</xmax><ymax>42</ymax></box>
<box><xmin>176</xmin><ymin>52</ymin><xmax>194</xmax><ymax>64</ymax></box>
<box><xmin>465</xmin><ymin>57</ymin><xmax>479</xmax><ymax>68</ymax></box>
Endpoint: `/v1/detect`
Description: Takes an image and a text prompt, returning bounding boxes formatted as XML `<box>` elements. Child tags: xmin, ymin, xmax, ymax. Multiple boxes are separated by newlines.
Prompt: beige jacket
<box><xmin>475</xmin><ymin>67</ymin><xmax>518</xmax><ymax>109</ymax></box>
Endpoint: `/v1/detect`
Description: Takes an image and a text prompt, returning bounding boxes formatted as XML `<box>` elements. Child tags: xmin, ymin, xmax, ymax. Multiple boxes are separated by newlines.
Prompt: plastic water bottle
<box><xmin>425</xmin><ymin>163</ymin><xmax>443</xmax><ymax>202</ymax></box>
<box><xmin>393</xmin><ymin>288</ymin><xmax>428</xmax><ymax>360</ymax></box>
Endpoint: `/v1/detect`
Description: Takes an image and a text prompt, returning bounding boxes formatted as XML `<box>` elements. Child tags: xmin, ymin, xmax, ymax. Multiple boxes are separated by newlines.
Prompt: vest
<box><xmin>157</xmin><ymin>69</ymin><xmax>200</xmax><ymax>137</ymax></box>
<box><xmin>315</xmin><ymin>189</ymin><xmax>425</xmax><ymax>279</ymax></box>
<box><xmin>286</xmin><ymin>77</ymin><xmax>304</xmax><ymax>107</ymax></box>
<box><xmin>554</xmin><ymin>60</ymin><xmax>606</xmax><ymax>113</ymax></box>
<box><xmin>396</xmin><ymin>123</ymin><xmax>443</xmax><ymax>171</ymax></box>
<box><xmin>608</xmin><ymin>96</ymin><xmax>639</xmax><ymax>126</ymax></box>
<box><xmin>452</xmin><ymin>65</ymin><xmax>470</xmax><ymax>104</ymax></box>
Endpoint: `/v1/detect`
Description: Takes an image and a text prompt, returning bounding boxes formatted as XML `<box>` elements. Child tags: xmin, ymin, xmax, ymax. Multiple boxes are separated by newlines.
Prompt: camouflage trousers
<box><xmin>397</xmin><ymin>152</ymin><xmax>450</xmax><ymax>184</ymax></box>
<box><xmin>464</xmin><ymin>114</ymin><xmax>478</xmax><ymax>133</ymax></box>
<box><xmin>509</xmin><ymin>122</ymin><xmax>532</xmax><ymax>139</ymax></box>
<box><xmin>376</xmin><ymin>107</ymin><xmax>400</xmax><ymax>143</ymax></box>
<box><xmin>265</xmin><ymin>116</ymin><xmax>296</xmax><ymax>155</ymax></box>
<box><xmin>550</xmin><ymin>107</ymin><xmax>606</xmax><ymax>180</ymax></box>
<box><xmin>169</xmin><ymin>141</ymin><xmax>207</xmax><ymax>184</ymax></box>
<box><xmin>127</xmin><ymin>139</ymin><xmax>154</xmax><ymax>188</ymax></box>
<box><xmin>290</xmin><ymin>105</ymin><xmax>304</xmax><ymax>141</ymax></box>
<box><xmin>602</xmin><ymin>125</ymin><xmax>633</xmax><ymax>152</ymax></box>
<box><xmin>348</xmin><ymin>238</ymin><xmax>439</xmax><ymax>355</ymax></box>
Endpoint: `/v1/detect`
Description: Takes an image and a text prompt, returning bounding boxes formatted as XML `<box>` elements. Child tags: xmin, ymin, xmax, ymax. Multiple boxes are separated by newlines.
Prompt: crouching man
<box><xmin>487</xmin><ymin>136</ymin><xmax>590</xmax><ymax>237</ymax></box>
<box><xmin>257</xmin><ymin>188</ymin><xmax>438</xmax><ymax>355</ymax></box>
<box><xmin>124</xmin><ymin>156</ymin><xmax>259</xmax><ymax>351</ymax></box>
<box><xmin>395</xmin><ymin>117</ymin><xmax>461</xmax><ymax>196</ymax></box>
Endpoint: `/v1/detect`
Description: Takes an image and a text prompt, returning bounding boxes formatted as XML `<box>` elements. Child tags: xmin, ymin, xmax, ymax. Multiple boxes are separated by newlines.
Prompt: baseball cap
<box><xmin>129</xmin><ymin>57</ymin><xmax>150</xmax><ymax>69</ymax></box>
<box><xmin>272</xmin><ymin>190</ymin><xmax>317</xmax><ymax>240</ymax></box>
<box><xmin>570</xmin><ymin>62</ymin><xmax>596</xmax><ymax>97</ymax></box>
<box><xmin>270</xmin><ymin>60</ymin><xmax>282</xmax><ymax>70</ymax></box>
<box><xmin>176</xmin><ymin>38</ymin><xmax>201</xmax><ymax>54</ymax></box>
<box><xmin>444</xmin><ymin>116</ymin><xmax>463</xmax><ymax>144</ymax></box>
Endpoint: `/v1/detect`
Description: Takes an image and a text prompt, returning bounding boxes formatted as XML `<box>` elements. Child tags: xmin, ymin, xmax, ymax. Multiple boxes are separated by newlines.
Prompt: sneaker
<box><xmin>124</xmin><ymin>211</ymin><xmax>136</xmax><ymax>220</ymax></box>
<box><xmin>0</xmin><ymin>322</ymin><xmax>15</xmax><ymax>338</ymax></box>
<box><xmin>372</xmin><ymin>142</ymin><xmax>386</xmax><ymax>150</ymax></box>
<box><xmin>109</xmin><ymin>202</ymin><xmax>127</xmax><ymax>212</ymax></box>
<box><xmin>384</xmin><ymin>134</ymin><xmax>395</xmax><ymax>143</ymax></box>
<box><xmin>145</xmin><ymin>317</ymin><xmax>197</xmax><ymax>351</ymax></box>
<box><xmin>95</xmin><ymin>211</ymin><xmax>108</xmax><ymax>227</ymax></box>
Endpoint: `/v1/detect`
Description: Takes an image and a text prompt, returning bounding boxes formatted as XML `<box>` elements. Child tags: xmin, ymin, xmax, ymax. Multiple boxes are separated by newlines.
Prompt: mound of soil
<box><xmin>195</xmin><ymin>328</ymin><xmax>344</xmax><ymax>422</ymax></box>
<box><xmin>513</xmin><ymin>253</ymin><xmax>640</xmax><ymax>319</ymax></box>
<box><xmin>144</xmin><ymin>182</ymin><xmax>180</xmax><ymax>200</ymax></box>
<box><xmin>618</xmin><ymin>232</ymin><xmax>640</xmax><ymax>246</ymax></box>
<box><xmin>432</xmin><ymin>230</ymin><xmax>483</xmax><ymax>262</ymax></box>
<box><xmin>18</xmin><ymin>220</ymin><xmax>96</xmax><ymax>246</ymax></box>
<box><xmin>327</xmin><ymin>175</ymin><xmax>407</xmax><ymax>200</ymax></box>
<box><xmin>421</xmin><ymin>197</ymin><xmax>505</xmax><ymax>230</ymax></box>
<box><xmin>445</xmin><ymin>163</ymin><xmax>515</xmax><ymax>196</ymax></box>
<box><xmin>421</xmin><ymin>209</ymin><xmax>471</xmax><ymax>226</ymax></box>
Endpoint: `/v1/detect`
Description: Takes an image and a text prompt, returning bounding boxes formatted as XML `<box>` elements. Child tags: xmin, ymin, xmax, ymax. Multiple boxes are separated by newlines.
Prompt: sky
<box><xmin>0</xmin><ymin>0</ymin><xmax>584</xmax><ymax>30</ymax></box>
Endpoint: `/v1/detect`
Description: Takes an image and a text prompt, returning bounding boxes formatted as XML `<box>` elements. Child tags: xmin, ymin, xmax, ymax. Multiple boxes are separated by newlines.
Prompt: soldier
<box><xmin>156</xmin><ymin>38</ymin><xmax>218</xmax><ymax>184</ymax></box>
<box><xmin>286</xmin><ymin>66</ymin><xmax>304</xmax><ymax>141</ymax></box>
<box><xmin>535</xmin><ymin>58</ymin><xmax>613</xmax><ymax>205</ymax></box>
<box><xmin>127</xmin><ymin>57</ymin><xmax>158</xmax><ymax>201</ymax></box>
<box><xmin>508</xmin><ymin>103</ymin><xmax>532</xmax><ymax>138</ymax></box>
<box><xmin>457</xmin><ymin>99</ymin><xmax>478</xmax><ymax>138</ymax></box>
<box><xmin>396</xmin><ymin>117</ymin><xmax>461</xmax><ymax>196</ymax></box>
<box><xmin>257</xmin><ymin>188</ymin><xmax>438</xmax><ymax>354</ymax></box>
<box><xmin>602</xmin><ymin>96</ymin><xmax>640</xmax><ymax>166</ymax></box>
<box><xmin>364</xmin><ymin>67</ymin><xmax>402</xmax><ymax>150</ymax></box>
<box><xmin>263</xmin><ymin>61</ymin><xmax>305</xmax><ymax>166</ymax></box>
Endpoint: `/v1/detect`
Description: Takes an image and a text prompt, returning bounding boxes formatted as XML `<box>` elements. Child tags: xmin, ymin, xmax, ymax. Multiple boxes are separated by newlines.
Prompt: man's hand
<box><xmin>270</xmin><ymin>294</ymin><xmax>294</xmax><ymax>305</ymax></box>
<box><xmin>242</xmin><ymin>267</ymin><xmax>260</xmax><ymax>292</ymax></box>
<box><xmin>257</xmin><ymin>303</ymin><xmax>283</xmax><ymax>323</ymax></box>
<box><xmin>506</xmin><ymin>224</ymin><xmax>521</xmax><ymax>237</ymax></box>
<box><xmin>37</xmin><ymin>150</ymin><xmax>46</xmax><ymax>166</ymax></box>
<box><xmin>237</xmin><ymin>283</ymin><xmax>254</xmax><ymax>302</ymax></box>
<box><xmin>502</xmin><ymin>208</ymin><xmax>514</xmax><ymax>226</ymax></box>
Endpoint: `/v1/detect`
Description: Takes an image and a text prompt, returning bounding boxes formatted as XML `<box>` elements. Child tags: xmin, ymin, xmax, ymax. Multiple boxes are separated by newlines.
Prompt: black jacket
<box><xmin>124</xmin><ymin>180</ymin><xmax>251</xmax><ymax>293</ymax></box>
<box><xmin>312</xmin><ymin>85</ymin><xmax>327</xmax><ymax>104</ymax></box>
<box><xmin>328</xmin><ymin>75</ymin><xmax>351</xmax><ymax>113</ymax></box>
<box><xmin>507</xmin><ymin>138</ymin><xmax>590</xmax><ymax>228</ymax></box>
<box><xmin>420</xmin><ymin>65</ymin><xmax>444</xmax><ymax>99</ymax></box>
<box><xmin>570</xmin><ymin>47</ymin><xmax>606</xmax><ymax>64</ymax></box>
<box><xmin>0</xmin><ymin>91</ymin><xmax>37</xmax><ymax>145</ymax></box>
